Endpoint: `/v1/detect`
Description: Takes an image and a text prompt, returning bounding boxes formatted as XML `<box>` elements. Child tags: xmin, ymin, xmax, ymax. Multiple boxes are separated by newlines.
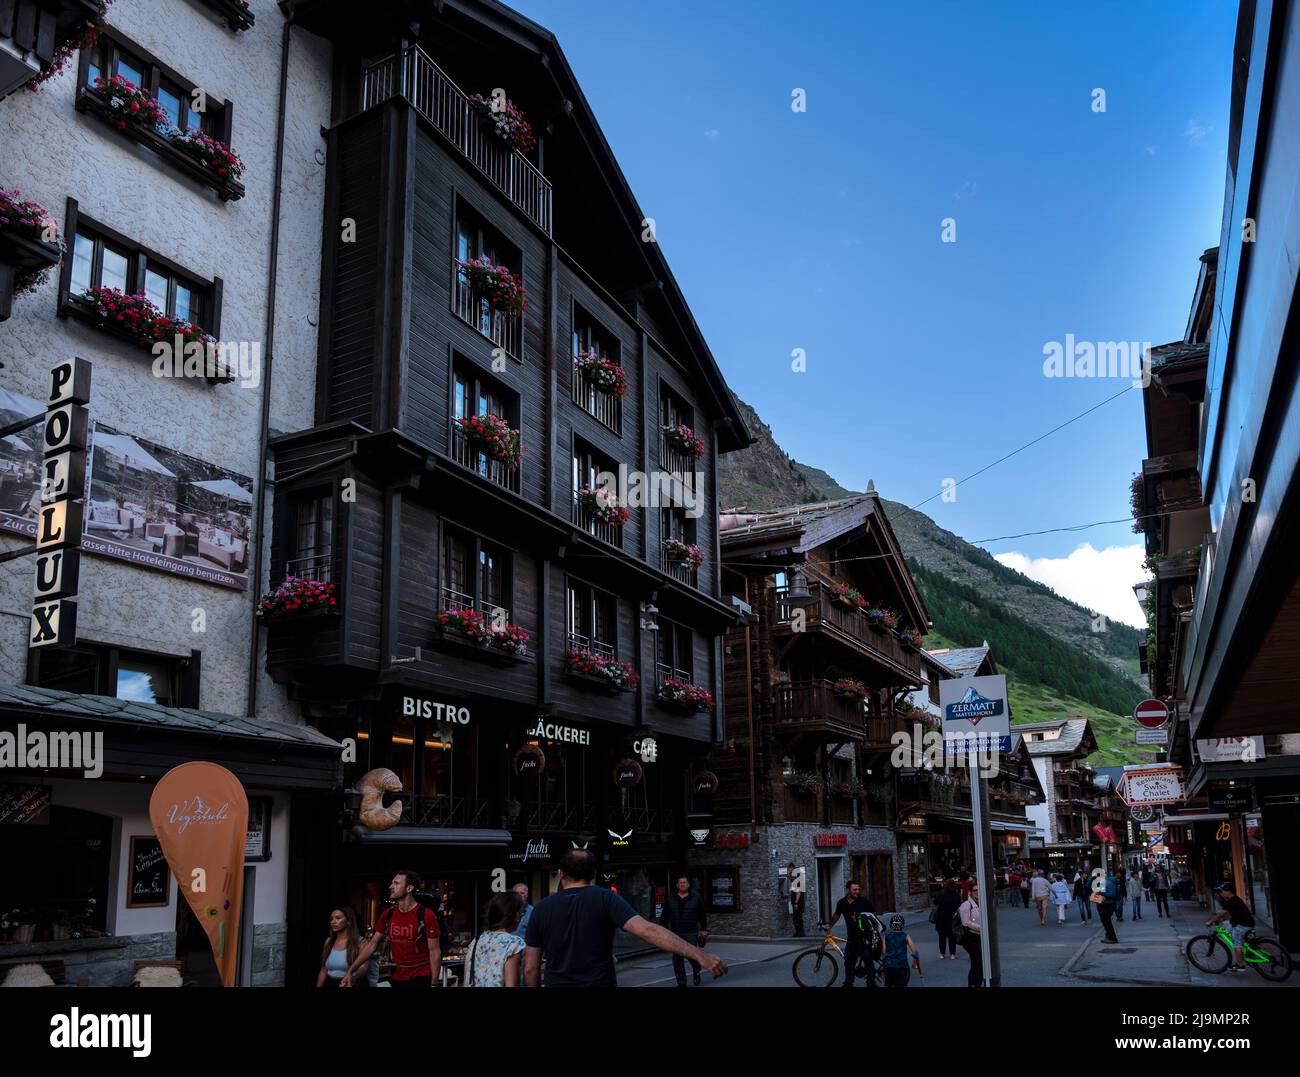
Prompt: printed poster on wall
<box><xmin>0</xmin><ymin>402</ymin><xmax>255</xmax><ymax>590</ymax></box>
<box><xmin>149</xmin><ymin>762</ymin><xmax>248</xmax><ymax>988</ymax></box>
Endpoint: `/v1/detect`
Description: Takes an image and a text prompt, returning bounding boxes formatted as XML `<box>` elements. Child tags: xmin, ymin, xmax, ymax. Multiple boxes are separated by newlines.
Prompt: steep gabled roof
<box><xmin>1017</xmin><ymin>718</ymin><xmax>1097</xmax><ymax>758</ymax></box>
<box><xmin>926</xmin><ymin>643</ymin><xmax>994</xmax><ymax>678</ymax></box>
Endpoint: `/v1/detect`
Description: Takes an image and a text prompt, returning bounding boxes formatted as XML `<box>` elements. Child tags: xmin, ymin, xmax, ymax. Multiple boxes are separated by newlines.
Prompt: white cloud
<box><xmin>993</xmin><ymin>542</ymin><xmax>1147</xmax><ymax>628</ymax></box>
<box><xmin>1183</xmin><ymin>117</ymin><xmax>1210</xmax><ymax>145</ymax></box>
<box><xmin>954</xmin><ymin>180</ymin><xmax>978</xmax><ymax>200</ymax></box>
<box><xmin>703</xmin><ymin>128</ymin><xmax>720</xmax><ymax>141</ymax></box>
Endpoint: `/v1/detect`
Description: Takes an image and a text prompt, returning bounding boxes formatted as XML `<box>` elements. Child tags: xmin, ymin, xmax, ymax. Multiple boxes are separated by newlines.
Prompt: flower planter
<box><xmin>435</xmin><ymin>608</ymin><xmax>530</xmax><ymax>661</ymax></box>
<box><xmin>564</xmin><ymin>649</ymin><xmax>639</xmax><ymax>691</ymax></box>
<box><xmin>656</xmin><ymin>677</ymin><xmax>714</xmax><ymax>713</ymax></box>
<box><xmin>576</xmin><ymin>485</ymin><xmax>630</xmax><ymax>527</ymax></box>
<box><xmin>76</xmin><ymin>85</ymin><xmax>245</xmax><ymax>201</ymax></box>
<box><xmin>660</xmin><ymin>422</ymin><xmax>706</xmax><ymax>461</ymax></box>
<box><xmin>256</xmin><ymin>577</ymin><xmax>338</xmax><ymax>621</ymax></box>
<box><xmin>468</xmin><ymin>93</ymin><xmax>537</xmax><ymax>154</ymax></box>
<box><xmin>26</xmin><ymin>0</ymin><xmax>106</xmax><ymax>91</ymax></box>
<box><xmin>0</xmin><ymin>188</ymin><xmax>64</xmax><ymax>320</ymax></box>
<box><xmin>456</xmin><ymin>256</ymin><xmax>527</xmax><ymax>318</ymax></box>
<box><xmin>574</xmin><ymin>351</ymin><xmax>628</xmax><ymax>397</ymax></box>
<box><xmin>196</xmin><ymin>0</ymin><xmax>255</xmax><ymax>31</ymax></box>
<box><xmin>662</xmin><ymin>538</ymin><xmax>704</xmax><ymax>570</ymax></box>
<box><xmin>454</xmin><ymin>414</ymin><xmax>521</xmax><ymax>470</ymax></box>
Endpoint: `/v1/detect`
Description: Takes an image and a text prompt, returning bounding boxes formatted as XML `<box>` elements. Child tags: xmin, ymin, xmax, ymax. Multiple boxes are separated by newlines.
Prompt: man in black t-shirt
<box><xmin>826</xmin><ymin>880</ymin><xmax>878</xmax><ymax>987</ymax></box>
<box><xmin>1207</xmin><ymin>882</ymin><xmax>1256</xmax><ymax>972</ymax></box>
<box><xmin>524</xmin><ymin>848</ymin><xmax>726</xmax><ymax>987</ymax></box>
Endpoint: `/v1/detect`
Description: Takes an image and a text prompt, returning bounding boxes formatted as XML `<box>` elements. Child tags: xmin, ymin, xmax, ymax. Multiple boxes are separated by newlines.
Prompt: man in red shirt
<box><xmin>343</xmin><ymin>870</ymin><xmax>441</xmax><ymax>987</ymax></box>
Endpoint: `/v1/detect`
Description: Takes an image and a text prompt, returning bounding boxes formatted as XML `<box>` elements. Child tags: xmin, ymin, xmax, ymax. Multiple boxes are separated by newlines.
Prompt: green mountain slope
<box><xmin>722</xmin><ymin>395</ymin><xmax>1151</xmax><ymax>764</ymax></box>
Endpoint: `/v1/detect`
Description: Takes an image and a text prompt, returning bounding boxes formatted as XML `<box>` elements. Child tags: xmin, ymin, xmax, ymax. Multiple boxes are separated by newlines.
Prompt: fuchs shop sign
<box><xmin>30</xmin><ymin>359</ymin><xmax>91</xmax><ymax>649</ymax></box>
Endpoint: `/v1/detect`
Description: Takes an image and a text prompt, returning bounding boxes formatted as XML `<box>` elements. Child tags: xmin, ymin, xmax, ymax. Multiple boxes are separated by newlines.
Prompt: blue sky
<box><xmin>515</xmin><ymin>0</ymin><xmax>1234</xmax><ymax>624</ymax></box>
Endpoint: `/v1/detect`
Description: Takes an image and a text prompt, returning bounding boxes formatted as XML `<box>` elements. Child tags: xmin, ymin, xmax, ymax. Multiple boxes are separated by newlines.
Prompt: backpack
<box><xmin>378</xmin><ymin>901</ymin><xmax>437</xmax><ymax>947</ymax></box>
<box><xmin>859</xmin><ymin>911</ymin><xmax>883</xmax><ymax>959</ymax></box>
<box><xmin>951</xmin><ymin>910</ymin><xmax>966</xmax><ymax>945</ymax></box>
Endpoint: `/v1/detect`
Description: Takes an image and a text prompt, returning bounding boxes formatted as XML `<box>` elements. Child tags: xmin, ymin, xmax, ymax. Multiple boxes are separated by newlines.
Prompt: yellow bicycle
<box><xmin>792</xmin><ymin>923</ymin><xmax>883</xmax><ymax>987</ymax></box>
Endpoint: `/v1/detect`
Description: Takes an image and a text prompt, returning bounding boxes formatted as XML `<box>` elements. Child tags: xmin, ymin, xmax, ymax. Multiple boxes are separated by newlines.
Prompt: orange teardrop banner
<box><xmin>149</xmin><ymin>762</ymin><xmax>248</xmax><ymax>987</ymax></box>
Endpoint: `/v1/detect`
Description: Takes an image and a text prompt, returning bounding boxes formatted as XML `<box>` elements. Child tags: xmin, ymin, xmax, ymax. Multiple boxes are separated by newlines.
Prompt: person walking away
<box><xmin>660</xmin><ymin>875</ymin><xmax>709</xmax><ymax>986</ymax></box>
<box><xmin>1008</xmin><ymin>868</ymin><xmax>1022</xmax><ymax>907</ymax></box>
<box><xmin>342</xmin><ymin>870</ymin><xmax>440</xmax><ymax>987</ymax></box>
<box><xmin>826</xmin><ymin>880</ymin><xmax>879</xmax><ymax>987</ymax></box>
<box><xmin>523</xmin><ymin>848</ymin><xmax>724</xmax><ymax>987</ymax></box>
<box><xmin>787</xmin><ymin>864</ymin><xmax>805</xmax><ymax>938</ymax></box>
<box><xmin>1152</xmin><ymin>864</ymin><xmax>1171</xmax><ymax>918</ymax></box>
<box><xmin>1114</xmin><ymin>868</ymin><xmax>1126</xmax><ymax>921</ymax></box>
<box><xmin>1019</xmin><ymin>871</ymin><xmax>1032</xmax><ymax>912</ymax></box>
<box><xmin>1072</xmin><ymin>871</ymin><xmax>1093</xmax><ymax>923</ymax></box>
<box><xmin>1030</xmin><ymin>870</ymin><xmax>1051</xmax><ymax>926</ymax></box>
<box><xmin>1126</xmin><ymin>870</ymin><xmax>1143</xmax><ymax>920</ymax></box>
<box><xmin>881</xmin><ymin>915</ymin><xmax>920</xmax><ymax>986</ymax></box>
<box><xmin>1049</xmin><ymin>873</ymin><xmax>1071</xmax><ymax>924</ymax></box>
<box><xmin>1098</xmin><ymin>869</ymin><xmax>1120</xmax><ymax>944</ymax></box>
<box><xmin>934</xmin><ymin>879</ymin><xmax>961</xmax><ymax>960</ymax></box>
<box><xmin>1206</xmin><ymin>882</ymin><xmax>1255</xmax><ymax>972</ymax></box>
<box><xmin>317</xmin><ymin>907</ymin><xmax>361</xmax><ymax>988</ymax></box>
<box><xmin>464</xmin><ymin>891</ymin><xmax>527</xmax><ymax>987</ymax></box>
<box><xmin>958</xmin><ymin>884</ymin><xmax>983</xmax><ymax>986</ymax></box>
<box><xmin>511</xmin><ymin>882</ymin><xmax>533</xmax><ymax>942</ymax></box>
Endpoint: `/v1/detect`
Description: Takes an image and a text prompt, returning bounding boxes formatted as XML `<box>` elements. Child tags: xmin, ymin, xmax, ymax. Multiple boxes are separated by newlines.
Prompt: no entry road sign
<box><xmin>1134</xmin><ymin>698</ymin><xmax>1170</xmax><ymax>729</ymax></box>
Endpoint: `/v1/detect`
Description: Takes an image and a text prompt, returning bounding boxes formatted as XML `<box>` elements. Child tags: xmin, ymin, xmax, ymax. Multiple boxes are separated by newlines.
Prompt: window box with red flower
<box><xmin>863</xmin><ymin>606</ymin><xmax>897</xmax><ymax>633</ymax></box>
<box><xmin>467</xmin><ymin>93</ymin><xmax>537</xmax><ymax>155</ymax></box>
<box><xmin>21</xmin><ymin>0</ymin><xmax>107</xmax><ymax>92</ymax></box>
<box><xmin>453</xmin><ymin>413</ymin><xmax>521</xmax><ymax>470</ymax></box>
<box><xmin>0</xmin><ymin>189</ymin><xmax>64</xmax><ymax>321</ymax></box>
<box><xmin>75</xmin><ymin>75</ymin><xmax>245</xmax><ymax>201</ymax></box>
<box><xmin>435</xmin><ymin>606</ymin><xmax>529</xmax><ymax>660</ymax></box>
<box><xmin>563</xmin><ymin>649</ymin><xmax>639</xmax><ymax>692</ymax></box>
<box><xmin>256</xmin><ymin>577</ymin><xmax>338</xmax><ymax>622</ymax></box>
<box><xmin>830</xmin><ymin>677</ymin><xmax>867</xmax><ymax>704</ymax></box>
<box><xmin>456</xmin><ymin>256</ymin><xmax>527</xmax><ymax>319</ymax></box>
<box><xmin>193</xmin><ymin>0</ymin><xmax>255</xmax><ymax>32</ymax></box>
<box><xmin>898</xmin><ymin>627</ymin><xmax>924</xmax><ymax>650</ymax></box>
<box><xmin>660</xmin><ymin>422</ymin><xmax>706</xmax><ymax>462</ymax></box>
<box><xmin>830</xmin><ymin>583</ymin><xmax>866</xmax><ymax>610</ymax></box>
<box><xmin>576</xmin><ymin>484</ymin><xmax>629</xmax><ymax>527</ymax></box>
<box><xmin>573</xmin><ymin>350</ymin><xmax>628</xmax><ymax>398</ymax></box>
<box><xmin>662</xmin><ymin>537</ymin><xmax>704</xmax><ymax>570</ymax></box>
<box><xmin>656</xmin><ymin>677</ymin><xmax>714</xmax><ymax>713</ymax></box>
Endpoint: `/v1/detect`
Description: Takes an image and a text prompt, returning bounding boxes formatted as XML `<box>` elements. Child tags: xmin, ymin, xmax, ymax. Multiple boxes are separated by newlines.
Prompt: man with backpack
<box><xmin>342</xmin><ymin>869</ymin><xmax>440</xmax><ymax>987</ymax></box>
<box><xmin>826</xmin><ymin>879</ymin><xmax>880</xmax><ymax>987</ymax></box>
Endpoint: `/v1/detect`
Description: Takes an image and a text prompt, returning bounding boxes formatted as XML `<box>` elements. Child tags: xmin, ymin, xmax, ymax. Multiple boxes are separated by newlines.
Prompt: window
<box><xmin>659</xmin><ymin>383</ymin><xmax>698</xmax><ymax>491</ymax></box>
<box><xmin>572</xmin><ymin>308</ymin><xmax>622</xmax><ymax>433</ymax></box>
<box><xmin>450</xmin><ymin>362</ymin><xmax>519</xmax><ymax>492</ymax></box>
<box><xmin>31</xmin><ymin>643</ymin><xmax>198</xmax><ymax>707</ymax></box>
<box><xmin>61</xmin><ymin>203</ymin><xmax>221</xmax><ymax>333</ymax></box>
<box><xmin>81</xmin><ymin>30</ymin><xmax>228</xmax><ymax>140</ymax></box>
<box><xmin>441</xmin><ymin>525</ymin><xmax>510</xmax><ymax>619</ymax></box>
<box><xmin>657</xmin><ymin>618</ymin><xmax>693</xmax><ymax>683</ymax></box>
<box><xmin>660</xmin><ymin>506</ymin><xmax>699</xmax><ymax>585</ymax></box>
<box><xmin>284</xmin><ymin>490</ymin><xmax>333</xmax><ymax>582</ymax></box>
<box><xmin>452</xmin><ymin>203</ymin><xmax>522</xmax><ymax>356</ymax></box>
<box><xmin>566</xmin><ymin>578</ymin><xmax>617</xmax><ymax>658</ymax></box>
<box><xmin>572</xmin><ymin>438</ymin><xmax>623</xmax><ymax>546</ymax></box>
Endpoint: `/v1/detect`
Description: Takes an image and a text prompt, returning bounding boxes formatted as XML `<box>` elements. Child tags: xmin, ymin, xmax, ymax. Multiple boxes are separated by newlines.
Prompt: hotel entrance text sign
<box><xmin>30</xmin><ymin>359</ymin><xmax>90</xmax><ymax>648</ymax></box>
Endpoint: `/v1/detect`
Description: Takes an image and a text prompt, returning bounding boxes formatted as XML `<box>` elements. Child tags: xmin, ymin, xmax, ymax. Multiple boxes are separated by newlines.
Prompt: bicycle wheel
<box><xmin>792</xmin><ymin>947</ymin><xmax>839</xmax><ymax>987</ymax></box>
<box><xmin>1185</xmin><ymin>934</ymin><xmax>1230</xmax><ymax>974</ymax></box>
<box><xmin>1246</xmin><ymin>937</ymin><xmax>1293</xmax><ymax>982</ymax></box>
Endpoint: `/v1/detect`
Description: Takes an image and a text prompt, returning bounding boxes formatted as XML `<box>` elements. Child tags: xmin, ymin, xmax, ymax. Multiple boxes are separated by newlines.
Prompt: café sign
<box><xmin>30</xmin><ymin>359</ymin><xmax>90</xmax><ymax>649</ymax></box>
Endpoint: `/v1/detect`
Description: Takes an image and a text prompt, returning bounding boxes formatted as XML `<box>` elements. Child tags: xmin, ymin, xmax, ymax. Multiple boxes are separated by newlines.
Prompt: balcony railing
<box><xmin>656</xmin><ymin>663</ymin><xmax>693</xmax><ymax>685</ymax></box>
<box><xmin>572</xmin><ymin>364</ymin><xmax>621</xmax><ymax>432</ymax></box>
<box><xmin>440</xmin><ymin>586</ymin><xmax>508</xmax><ymax>624</ymax></box>
<box><xmin>660</xmin><ymin>545</ymin><xmax>699</xmax><ymax>588</ymax></box>
<box><xmin>283</xmin><ymin>553</ymin><xmax>332</xmax><ymax>584</ymax></box>
<box><xmin>774</xmin><ymin>680</ymin><xmax>866</xmax><ymax>735</ymax></box>
<box><xmin>606</xmin><ymin>807</ymin><xmax>674</xmax><ymax>834</ymax></box>
<box><xmin>829</xmin><ymin>795</ymin><xmax>856</xmax><ymax>824</ymax></box>
<box><xmin>658</xmin><ymin>435</ymin><xmax>698</xmax><ymax>492</ymax></box>
<box><xmin>361</xmin><ymin>47</ymin><xmax>552</xmax><ymax>234</ymax></box>
<box><xmin>517</xmin><ymin>801</ymin><xmax>596</xmax><ymax>831</ymax></box>
<box><xmin>400</xmin><ymin>794</ymin><xmax>491</xmax><ymax>828</ymax></box>
<box><xmin>566</xmin><ymin>631</ymin><xmax>614</xmax><ymax>660</ymax></box>
<box><xmin>572</xmin><ymin>491</ymin><xmax>623</xmax><ymax>547</ymax></box>
<box><xmin>451</xmin><ymin>422</ymin><xmax>521</xmax><ymax>493</ymax></box>
<box><xmin>783</xmin><ymin>786</ymin><xmax>820</xmax><ymax>822</ymax></box>
<box><xmin>452</xmin><ymin>259</ymin><xmax>523</xmax><ymax>358</ymax></box>
<box><xmin>774</xmin><ymin>581</ymin><xmax>922</xmax><ymax>677</ymax></box>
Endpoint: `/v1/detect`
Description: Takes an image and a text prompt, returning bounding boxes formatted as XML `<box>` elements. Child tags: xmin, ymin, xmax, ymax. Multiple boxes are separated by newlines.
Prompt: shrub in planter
<box><xmin>574</xmin><ymin>350</ymin><xmax>628</xmax><ymax>397</ymax></box>
<box><xmin>256</xmin><ymin>577</ymin><xmax>337</xmax><ymax>619</ymax></box>
<box><xmin>830</xmin><ymin>677</ymin><xmax>867</xmax><ymax>704</ymax></box>
<box><xmin>577</xmin><ymin>484</ymin><xmax>630</xmax><ymax>527</ymax></box>
<box><xmin>467</xmin><ymin>93</ymin><xmax>537</xmax><ymax>154</ymax></box>
<box><xmin>898</xmin><ymin>627</ymin><xmax>924</xmax><ymax>649</ymax></box>
<box><xmin>436</xmin><ymin>606</ymin><xmax>490</xmax><ymax>644</ymax></box>
<box><xmin>658</xmin><ymin>677</ymin><xmax>714</xmax><ymax>712</ymax></box>
<box><xmin>564</xmin><ymin>649</ymin><xmax>639</xmax><ymax>689</ymax></box>
<box><xmin>29</xmin><ymin>1</ymin><xmax>109</xmax><ymax>90</ymax></box>
<box><xmin>783</xmin><ymin>771</ymin><xmax>821</xmax><ymax>794</ymax></box>
<box><xmin>864</xmin><ymin>606</ymin><xmax>898</xmax><ymax>631</ymax></box>
<box><xmin>829</xmin><ymin>780</ymin><xmax>854</xmax><ymax>798</ymax></box>
<box><xmin>454</xmin><ymin>413</ymin><xmax>522</xmax><ymax>470</ymax></box>
<box><xmin>167</xmin><ymin>128</ymin><xmax>246</xmax><ymax>184</ymax></box>
<box><xmin>662</xmin><ymin>537</ymin><xmax>704</xmax><ymax>569</ymax></box>
<box><xmin>94</xmin><ymin>74</ymin><xmax>170</xmax><ymax>131</ymax></box>
<box><xmin>660</xmin><ymin>422</ymin><xmax>706</xmax><ymax>461</ymax></box>
<box><xmin>490</xmin><ymin>622</ymin><xmax>529</xmax><ymax>656</ymax></box>
<box><xmin>457</xmin><ymin>255</ymin><xmax>527</xmax><ymax>318</ymax></box>
<box><xmin>80</xmin><ymin>286</ymin><xmax>216</xmax><ymax>352</ymax></box>
<box><xmin>0</xmin><ymin>189</ymin><xmax>64</xmax><ymax>299</ymax></box>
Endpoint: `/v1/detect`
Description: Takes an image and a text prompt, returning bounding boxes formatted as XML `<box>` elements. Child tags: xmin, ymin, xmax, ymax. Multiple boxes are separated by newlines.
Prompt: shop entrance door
<box><xmin>816</xmin><ymin>855</ymin><xmax>844</xmax><ymax>923</ymax></box>
<box><xmin>867</xmin><ymin>853</ymin><xmax>895</xmax><ymax>913</ymax></box>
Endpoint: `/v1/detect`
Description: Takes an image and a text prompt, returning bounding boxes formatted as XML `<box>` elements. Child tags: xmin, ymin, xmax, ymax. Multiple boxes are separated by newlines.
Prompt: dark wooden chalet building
<box><xmin>688</xmin><ymin>492</ymin><xmax>930</xmax><ymax>931</ymax></box>
<box><xmin>266</xmin><ymin>0</ymin><xmax>749</xmax><ymax>976</ymax></box>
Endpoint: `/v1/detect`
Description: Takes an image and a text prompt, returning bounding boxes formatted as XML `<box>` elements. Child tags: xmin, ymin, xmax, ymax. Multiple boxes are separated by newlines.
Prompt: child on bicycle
<box><xmin>1206</xmin><ymin>881</ymin><xmax>1255</xmax><ymax>972</ymax></box>
<box><xmin>880</xmin><ymin>914</ymin><xmax>920</xmax><ymax>987</ymax></box>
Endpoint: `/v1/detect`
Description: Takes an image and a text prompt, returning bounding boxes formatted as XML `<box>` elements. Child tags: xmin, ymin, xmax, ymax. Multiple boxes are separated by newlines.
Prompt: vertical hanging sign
<box><xmin>30</xmin><ymin>359</ymin><xmax>90</xmax><ymax>648</ymax></box>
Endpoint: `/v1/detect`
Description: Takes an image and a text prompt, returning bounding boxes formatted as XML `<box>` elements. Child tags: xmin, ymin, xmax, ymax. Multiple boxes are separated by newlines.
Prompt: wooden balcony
<box><xmin>783</xmin><ymin>786</ymin><xmax>819</xmax><ymax>822</ymax></box>
<box><xmin>829</xmin><ymin>795</ymin><xmax>855</xmax><ymax>824</ymax></box>
<box><xmin>774</xmin><ymin>680</ymin><xmax>867</xmax><ymax>741</ymax></box>
<box><xmin>571</xmin><ymin>491</ymin><xmax>623</xmax><ymax>548</ymax></box>
<box><xmin>361</xmin><ymin>47</ymin><xmax>552</xmax><ymax>234</ymax></box>
<box><xmin>773</xmin><ymin>581</ymin><xmax>922</xmax><ymax>683</ymax></box>
<box><xmin>660</xmin><ymin>545</ymin><xmax>699</xmax><ymax>588</ymax></box>
<box><xmin>451</xmin><ymin>259</ymin><xmax>523</xmax><ymax>358</ymax></box>
<box><xmin>572</xmin><ymin>364</ymin><xmax>621</xmax><ymax>432</ymax></box>
<box><xmin>451</xmin><ymin>424</ymin><xmax>521</xmax><ymax>493</ymax></box>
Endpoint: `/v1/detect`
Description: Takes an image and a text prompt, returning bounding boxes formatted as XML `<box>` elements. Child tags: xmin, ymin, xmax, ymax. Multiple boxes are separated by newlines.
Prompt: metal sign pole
<box><xmin>970</xmin><ymin>745</ymin><xmax>998</xmax><ymax>986</ymax></box>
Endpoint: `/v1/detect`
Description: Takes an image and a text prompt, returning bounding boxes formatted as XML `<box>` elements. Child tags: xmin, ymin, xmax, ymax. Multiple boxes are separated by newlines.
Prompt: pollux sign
<box><xmin>30</xmin><ymin>359</ymin><xmax>90</xmax><ymax>649</ymax></box>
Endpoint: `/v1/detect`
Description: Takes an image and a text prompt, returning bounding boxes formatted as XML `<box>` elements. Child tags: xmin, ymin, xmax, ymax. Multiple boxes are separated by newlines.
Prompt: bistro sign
<box><xmin>402</xmin><ymin>696</ymin><xmax>471</xmax><ymax>723</ymax></box>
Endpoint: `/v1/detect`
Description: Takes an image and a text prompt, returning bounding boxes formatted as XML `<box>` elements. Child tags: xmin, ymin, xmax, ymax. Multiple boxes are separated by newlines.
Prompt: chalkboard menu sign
<box><xmin>245</xmin><ymin>797</ymin><xmax>271</xmax><ymax>862</ymax></box>
<box><xmin>706</xmin><ymin>866</ymin><xmax>740</xmax><ymax>912</ymax></box>
<box><xmin>0</xmin><ymin>783</ymin><xmax>50</xmax><ymax>825</ymax></box>
<box><xmin>127</xmin><ymin>835</ymin><xmax>170</xmax><ymax>908</ymax></box>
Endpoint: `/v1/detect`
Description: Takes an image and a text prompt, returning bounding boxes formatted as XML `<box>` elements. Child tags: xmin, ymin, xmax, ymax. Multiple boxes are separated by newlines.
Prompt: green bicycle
<box><xmin>1184</xmin><ymin>924</ymin><xmax>1292</xmax><ymax>981</ymax></box>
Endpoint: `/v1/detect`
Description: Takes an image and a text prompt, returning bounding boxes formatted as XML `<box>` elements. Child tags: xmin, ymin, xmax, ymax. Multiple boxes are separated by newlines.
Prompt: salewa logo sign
<box><xmin>944</xmin><ymin>686</ymin><xmax>1003</xmax><ymax>726</ymax></box>
<box><xmin>690</xmin><ymin>829</ymin><xmax>710</xmax><ymax>843</ymax></box>
<box><xmin>607</xmin><ymin>828</ymin><xmax>632</xmax><ymax>847</ymax></box>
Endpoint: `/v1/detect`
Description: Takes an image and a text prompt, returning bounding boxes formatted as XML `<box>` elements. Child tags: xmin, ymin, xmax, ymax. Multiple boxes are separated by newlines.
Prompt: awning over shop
<box><xmin>349</xmin><ymin>826</ymin><xmax>512</xmax><ymax>846</ymax></box>
<box><xmin>1163</xmin><ymin>813</ymin><xmax>1229</xmax><ymax>825</ymax></box>
<box><xmin>0</xmin><ymin>682</ymin><xmax>342</xmax><ymax>790</ymax></box>
<box><xmin>936</xmin><ymin>815</ymin><xmax>1044</xmax><ymax>835</ymax></box>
